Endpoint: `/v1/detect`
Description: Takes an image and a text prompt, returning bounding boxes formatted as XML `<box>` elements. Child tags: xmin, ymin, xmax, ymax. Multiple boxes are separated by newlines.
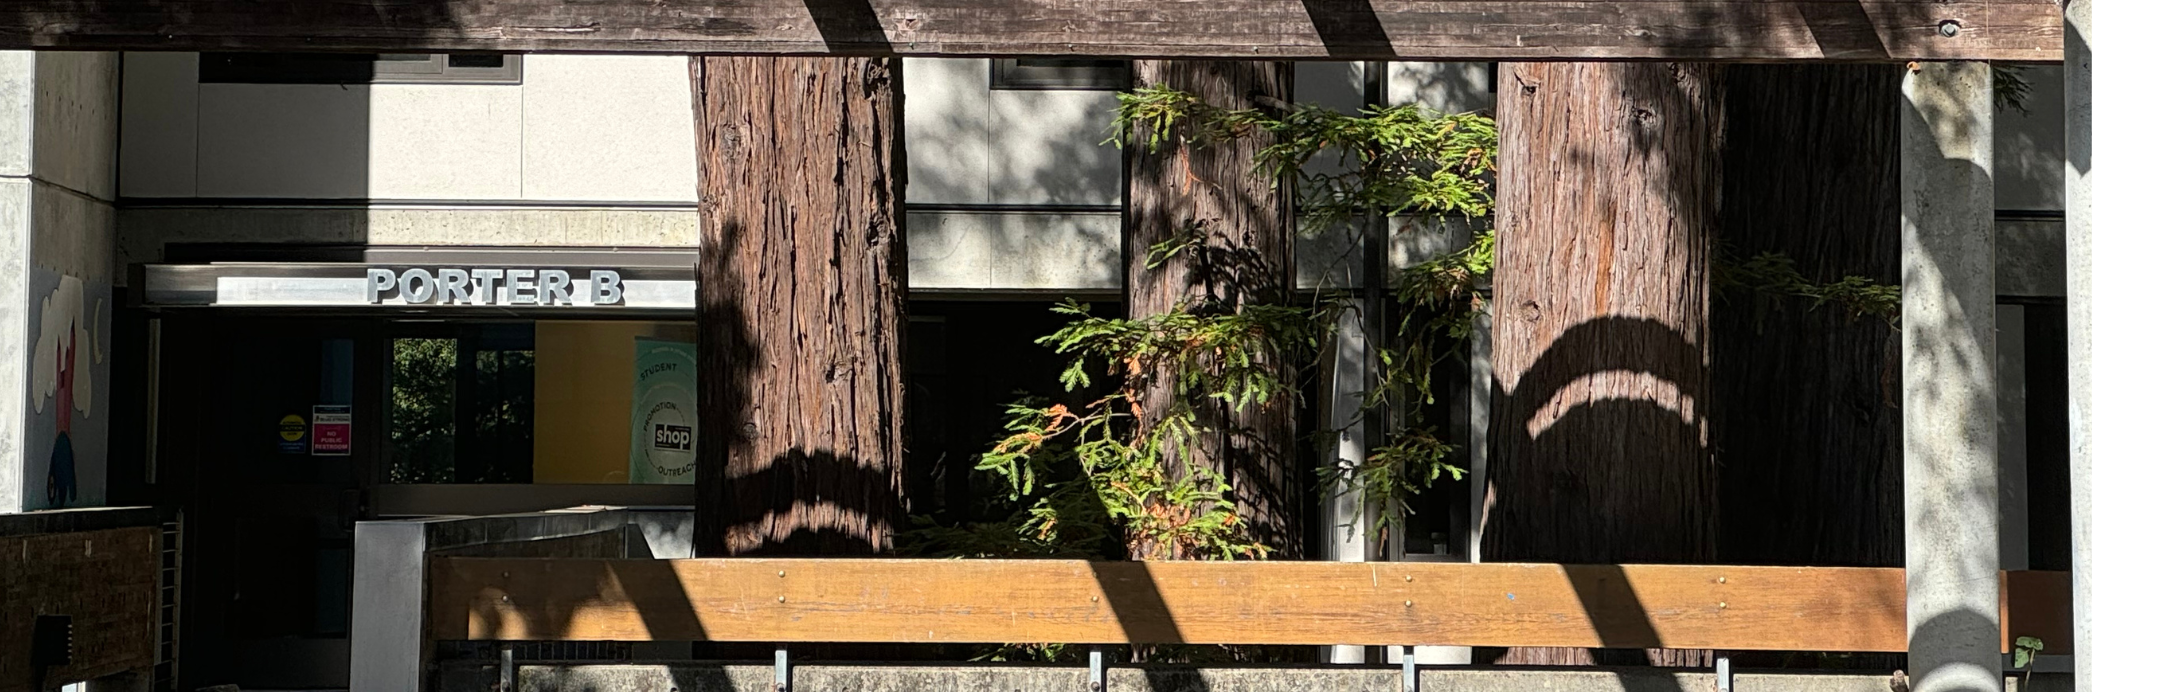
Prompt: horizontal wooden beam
<box><xmin>441</xmin><ymin>559</ymin><xmax>1903</xmax><ymax>649</ymax></box>
<box><xmin>2003</xmin><ymin>569</ymin><xmax>2072</xmax><ymax>655</ymax></box>
<box><xmin>434</xmin><ymin>558</ymin><xmax>2075</xmax><ymax>652</ymax></box>
<box><xmin>0</xmin><ymin>1</ymin><xmax>2059</xmax><ymax>62</ymax></box>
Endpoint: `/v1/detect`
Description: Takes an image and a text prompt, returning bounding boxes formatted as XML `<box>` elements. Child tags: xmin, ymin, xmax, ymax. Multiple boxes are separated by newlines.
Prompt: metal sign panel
<box><xmin>141</xmin><ymin>263</ymin><xmax>695</xmax><ymax>311</ymax></box>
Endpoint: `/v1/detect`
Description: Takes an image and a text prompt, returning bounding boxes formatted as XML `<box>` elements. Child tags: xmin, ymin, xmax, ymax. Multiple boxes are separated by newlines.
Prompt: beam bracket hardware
<box><xmin>1715</xmin><ymin>656</ymin><xmax>1733</xmax><ymax>692</ymax></box>
<box><xmin>775</xmin><ymin>645</ymin><xmax>792</xmax><ymax>692</ymax></box>
<box><xmin>1401</xmin><ymin>647</ymin><xmax>1418</xmax><ymax>692</ymax></box>
<box><xmin>497</xmin><ymin>645</ymin><xmax>515</xmax><ymax>692</ymax></box>
<box><xmin>1088</xmin><ymin>646</ymin><xmax>1107</xmax><ymax>692</ymax></box>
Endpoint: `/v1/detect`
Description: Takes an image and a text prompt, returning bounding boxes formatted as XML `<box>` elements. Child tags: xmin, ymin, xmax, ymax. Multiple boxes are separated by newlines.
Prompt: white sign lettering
<box><xmin>367</xmin><ymin>268</ymin><xmax>625</xmax><ymax>306</ymax></box>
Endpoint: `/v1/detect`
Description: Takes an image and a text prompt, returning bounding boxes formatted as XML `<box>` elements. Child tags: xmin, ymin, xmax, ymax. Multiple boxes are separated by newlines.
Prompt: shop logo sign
<box><xmin>630</xmin><ymin>338</ymin><xmax>697</xmax><ymax>485</ymax></box>
<box><xmin>652</xmin><ymin>423</ymin><xmax>694</xmax><ymax>451</ymax></box>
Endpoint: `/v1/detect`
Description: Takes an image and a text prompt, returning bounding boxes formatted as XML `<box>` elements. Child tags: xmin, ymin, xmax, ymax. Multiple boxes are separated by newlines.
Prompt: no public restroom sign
<box><xmin>311</xmin><ymin>404</ymin><xmax>352</xmax><ymax>456</ymax></box>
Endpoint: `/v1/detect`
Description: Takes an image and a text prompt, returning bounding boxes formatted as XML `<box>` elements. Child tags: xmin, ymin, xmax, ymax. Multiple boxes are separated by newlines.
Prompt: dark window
<box><xmin>903</xmin><ymin>301</ymin><xmax>1118</xmax><ymax>525</ymax></box>
<box><xmin>388</xmin><ymin>337</ymin><xmax>458</xmax><ymax>484</ymax></box>
<box><xmin>990</xmin><ymin>58</ymin><xmax>1129</xmax><ymax>90</ymax></box>
<box><xmin>2020</xmin><ymin>301</ymin><xmax>2072</xmax><ymax>571</ymax></box>
<box><xmin>386</xmin><ymin>324</ymin><xmax>535</xmax><ymax>484</ymax></box>
<box><xmin>200</xmin><ymin>53</ymin><xmax>523</xmax><ymax>85</ymax></box>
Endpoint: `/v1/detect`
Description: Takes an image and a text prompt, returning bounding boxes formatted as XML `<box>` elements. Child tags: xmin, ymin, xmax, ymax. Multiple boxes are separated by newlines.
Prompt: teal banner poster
<box><xmin>630</xmin><ymin>338</ymin><xmax>698</xmax><ymax>485</ymax></box>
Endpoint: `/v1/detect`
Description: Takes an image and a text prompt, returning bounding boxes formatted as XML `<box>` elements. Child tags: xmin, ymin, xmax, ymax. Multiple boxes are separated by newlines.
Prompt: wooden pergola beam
<box><xmin>430</xmin><ymin>558</ymin><xmax>2074</xmax><ymax>653</ymax></box>
<box><xmin>0</xmin><ymin>0</ymin><xmax>2059</xmax><ymax>62</ymax></box>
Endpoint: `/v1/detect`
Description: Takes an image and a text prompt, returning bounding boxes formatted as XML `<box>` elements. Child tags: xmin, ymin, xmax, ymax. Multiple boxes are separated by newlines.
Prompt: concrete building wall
<box><xmin>902</xmin><ymin>58</ymin><xmax>1121</xmax><ymax>207</ymax></box>
<box><xmin>1996</xmin><ymin>64</ymin><xmax>2066</xmax><ymax>213</ymax></box>
<box><xmin>116</xmin><ymin>54</ymin><xmax>1136</xmax><ymax>293</ymax></box>
<box><xmin>115</xmin><ymin>61</ymin><xmax>1508</xmax><ymax>295</ymax></box>
<box><xmin>119</xmin><ymin>52</ymin><xmax>698</xmax><ymax>203</ymax></box>
<box><xmin>908</xmin><ymin>210</ymin><xmax>1120</xmax><ymax>291</ymax></box>
<box><xmin>521</xmin><ymin>55</ymin><xmax>696</xmax><ymax>202</ymax></box>
<box><xmin>114</xmin><ymin>53</ymin><xmax>195</xmax><ymax>199</ymax></box>
<box><xmin>0</xmin><ymin>51</ymin><xmax>120</xmax><ymax>513</ymax></box>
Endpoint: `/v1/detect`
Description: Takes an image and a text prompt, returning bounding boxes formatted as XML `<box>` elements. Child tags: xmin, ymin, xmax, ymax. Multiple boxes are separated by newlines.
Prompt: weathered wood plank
<box><xmin>0</xmin><ymin>527</ymin><xmax>160</xmax><ymax>692</ymax></box>
<box><xmin>2003</xmin><ymin>570</ymin><xmax>2073</xmax><ymax>655</ymax></box>
<box><xmin>433</xmin><ymin>559</ymin><xmax>1921</xmax><ymax>650</ymax></box>
<box><xmin>0</xmin><ymin>0</ymin><xmax>2060</xmax><ymax>62</ymax></box>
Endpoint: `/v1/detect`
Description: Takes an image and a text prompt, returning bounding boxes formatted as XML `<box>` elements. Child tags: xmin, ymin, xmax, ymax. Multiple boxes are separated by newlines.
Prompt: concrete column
<box><xmin>1901</xmin><ymin>61</ymin><xmax>2000</xmax><ymax>692</ymax></box>
<box><xmin>0</xmin><ymin>52</ymin><xmax>119</xmax><ymax>514</ymax></box>
<box><xmin>2062</xmin><ymin>3</ymin><xmax>2092</xmax><ymax>686</ymax></box>
<box><xmin>2070</xmin><ymin>2</ymin><xmax>2160</xmax><ymax>690</ymax></box>
<box><xmin>0</xmin><ymin>52</ymin><xmax>31</xmax><ymax>514</ymax></box>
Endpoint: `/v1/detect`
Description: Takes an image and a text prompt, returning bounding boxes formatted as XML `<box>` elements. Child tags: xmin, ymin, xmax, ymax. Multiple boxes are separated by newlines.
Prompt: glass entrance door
<box><xmin>163</xmin><ymin>316</ymin><xmax>381</xmax><ymax>690</ymax></box>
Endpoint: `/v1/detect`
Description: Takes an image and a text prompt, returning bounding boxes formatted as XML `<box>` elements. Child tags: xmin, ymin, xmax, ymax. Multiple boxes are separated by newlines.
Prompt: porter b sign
<box><xmin>367</xmin><ymin>267</ymin><xmax>624</xmax><ymax>306</ymax></box>
<box><xmin>140</xmin><ymin>261</ymin><xmax>696</xmax><ymax>309</ymax></box>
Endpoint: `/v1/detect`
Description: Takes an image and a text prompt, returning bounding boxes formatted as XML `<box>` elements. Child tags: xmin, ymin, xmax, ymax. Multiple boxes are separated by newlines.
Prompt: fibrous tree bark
<box><xmin>1126</xmin><ymin>59</ymin><xmax>1301</xmax><ymax>558</ymax></box>
<box><xmin>1713</xmin><ymin>64</ymin><xmax>1903</xmax><ymax>569</ymax></box>
<box><xmin>691</xmin><ymin>56</ymin><xmax>907</xmax><ymax>558</ymax></box>
<box><xmin>1486</xmin><ymin>62</ymin><xmax>1725</xmax><ymax>665</ymax></box>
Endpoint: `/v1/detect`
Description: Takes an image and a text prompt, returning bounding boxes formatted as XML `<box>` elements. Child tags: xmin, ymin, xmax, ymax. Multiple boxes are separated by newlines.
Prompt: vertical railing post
<box><xmin>773</xmin><ymin>645</ymin><xmax>791</xmax><ymax>692</ymax></box>
<box><xmin>1400</xmin><ymin>647</ymin><xmax>1417</xmax><ymax>692</ymax></box>
<box><xmin>1088</xmin><ymin>646</ymin><xmax>1106</xmax><ymax>692</ymax></box>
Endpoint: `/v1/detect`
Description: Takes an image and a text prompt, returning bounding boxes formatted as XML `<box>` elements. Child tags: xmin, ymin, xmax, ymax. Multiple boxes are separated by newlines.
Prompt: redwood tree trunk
<box><xmin>691</xmin><ymin>56</ymin><xmax>907</xmax><ymax>558</ymax></box>
<box><xmin>1125</xmin><ymin>60</ymin><xmax>1301</xmax><ymax>559</ymax></box>
<box><xmin>1486</xmin><ymin>62</ymin><xmax>1724</xmax><ymax>665</ymax></box>
<box><xmin>1700</xmin><ymin>60</ymin><xmax>1908</xmax><ymax>675</ymax></box>
<box><xmin>1712</xmin><ymin>65</ymin><xmax>1903</xmax><ymax>570</ymax></box>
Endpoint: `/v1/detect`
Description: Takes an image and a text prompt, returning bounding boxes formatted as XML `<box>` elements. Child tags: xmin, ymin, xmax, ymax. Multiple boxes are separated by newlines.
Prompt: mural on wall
<box><xmin>26</xmin><ymin>270</ymin><xmax>111</xmax><ymax>509</ymax></box>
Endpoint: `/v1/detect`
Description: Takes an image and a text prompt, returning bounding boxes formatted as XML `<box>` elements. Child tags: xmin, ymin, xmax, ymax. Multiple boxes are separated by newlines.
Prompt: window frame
<box><xmin>199</xmin><ymin>53</ymin><xmax>525</xmax><ymax>86</ymax></box>
<box><xmin>989</xmin><ymin>58</ymin><xmax>1130</xmax><ymax>91</ymax></box>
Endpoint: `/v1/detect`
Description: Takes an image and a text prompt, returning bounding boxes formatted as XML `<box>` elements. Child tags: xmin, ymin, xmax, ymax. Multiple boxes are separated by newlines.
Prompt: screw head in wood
<box><xmin>1938</xmin><ymin>20</ymin><xmax>1962</xmax><ymax>37</ymax></box>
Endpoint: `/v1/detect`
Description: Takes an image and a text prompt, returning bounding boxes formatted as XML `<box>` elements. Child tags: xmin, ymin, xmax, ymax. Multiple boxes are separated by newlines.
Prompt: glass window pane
<box><xmin>468</xmin><ymin>347</ymin><xmax>535</xmax><ymax>483</ymax></box>
<box><xmin>388</xmin><ymin>338</ymin><xmax>457</xmax><ymax>483</ymax></box>
<box><xmin>198</xmin><ymin>52</ymin><xmax>520</xmax><ymax>84</ymax></box>
<box><xmin>991</xmin><ymin>58</ymin><xmax>1129</xmax><ymax>90</ymax></box>
<box><xmin>448</xmin><ymin>54</ymin><xmax>507</xmax><ymax>69</ymax></box>
<box><xmin>1013</xmin><ymin>58</ymin><xmax>1124</xmax><ymax>70</ymax></box>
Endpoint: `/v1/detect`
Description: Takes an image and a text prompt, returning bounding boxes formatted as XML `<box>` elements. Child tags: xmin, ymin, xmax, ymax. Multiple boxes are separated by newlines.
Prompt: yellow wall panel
<box><xmin>533</xmin><ymin>320</ymin><xmax>692</xmax><ymax>484</ymax></box>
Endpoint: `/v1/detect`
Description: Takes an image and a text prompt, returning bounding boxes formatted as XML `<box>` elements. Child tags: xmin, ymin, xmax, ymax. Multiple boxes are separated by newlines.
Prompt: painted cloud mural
<box><xmin>32</xmin><ymin>273</ymin><xmax>98</xmax><ymax>417</ymax></box>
